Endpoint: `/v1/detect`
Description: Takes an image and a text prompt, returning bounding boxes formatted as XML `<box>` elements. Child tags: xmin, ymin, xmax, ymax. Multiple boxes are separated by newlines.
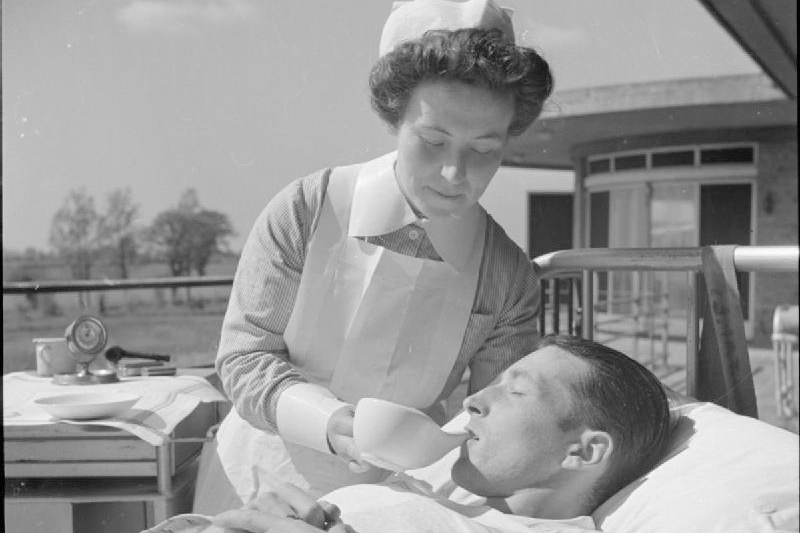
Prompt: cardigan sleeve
<box><xmin>215</xmin><ymin>169</ymin><xmax>329</xmax><ymax>432</ymax></box>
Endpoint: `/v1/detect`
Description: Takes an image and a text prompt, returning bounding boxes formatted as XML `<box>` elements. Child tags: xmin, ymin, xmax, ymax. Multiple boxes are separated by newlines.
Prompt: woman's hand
<box><xmin>213</xmin><ymin>509</ymin><xmax>353</xmax><ymax>532</ymax></box>
<box><xmin>212</xmin><ymin>481</ymin><xmax>352</xmax><ymax>532</ymax></box>
<box><xmin>326</xmin><ymin>406</ymin><xmax>371</xmax><ymax>473</ymax></box>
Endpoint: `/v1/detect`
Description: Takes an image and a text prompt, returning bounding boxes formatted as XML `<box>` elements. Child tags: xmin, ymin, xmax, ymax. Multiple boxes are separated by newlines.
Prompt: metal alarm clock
<box><xmin>53</xmin><ymin>315</ymin><xmax>114</xmax><ymax>385</ymax></box>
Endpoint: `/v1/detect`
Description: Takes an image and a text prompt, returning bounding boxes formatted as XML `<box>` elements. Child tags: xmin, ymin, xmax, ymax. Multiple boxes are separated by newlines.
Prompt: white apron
<box><xmin>213</xmin><ymin>153</ymin><xmax>486</xmax><ymax>503</ymax></box>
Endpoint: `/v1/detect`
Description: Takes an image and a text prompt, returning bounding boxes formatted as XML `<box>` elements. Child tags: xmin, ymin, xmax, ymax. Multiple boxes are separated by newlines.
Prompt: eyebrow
<box><xmin>506</xmin><ymin>367</ymin><xmax>552</xmax><ymax>400</ymax></box>
<box><xmin>416</xmin><ymin>124</ymin><xmax>506</xmax><ymax>142</ymax></box>
<box><xmin>505</xmin><ymin>367</ymin><xmax>538</xmax><ymax>386</ymax></box>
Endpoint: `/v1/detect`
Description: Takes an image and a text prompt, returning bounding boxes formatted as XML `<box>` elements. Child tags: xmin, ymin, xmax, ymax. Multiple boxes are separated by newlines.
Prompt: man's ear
<box><xmin>561</xmin><ymin>430</ymin><xmax>613</xmax><ymax>470</ymax></box>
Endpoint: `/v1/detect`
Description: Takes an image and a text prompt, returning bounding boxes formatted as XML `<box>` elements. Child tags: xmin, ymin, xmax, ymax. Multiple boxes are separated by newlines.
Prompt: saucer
<box><xmin>34</xmin><ymin>391</ymin><xmax>140</xmax><ymax>420</ymax></box>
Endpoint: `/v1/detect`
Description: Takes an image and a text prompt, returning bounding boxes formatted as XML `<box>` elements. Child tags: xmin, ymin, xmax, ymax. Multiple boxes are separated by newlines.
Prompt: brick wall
<box><xmin>752</xmin><ymin>135</ymin><xmax>799</xmax><ymax>345</ymax></box>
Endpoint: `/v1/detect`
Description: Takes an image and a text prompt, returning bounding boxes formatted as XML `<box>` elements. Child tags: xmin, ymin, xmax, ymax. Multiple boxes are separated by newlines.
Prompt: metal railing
<box><xmin>532</xmin><ymin>245</ymin><xmax>799</xmax><ymax>417</ymax></box>
<box><xmin>772</xmin><ymin>305</ymin><xmax>799</xmax><ymax>420</ymax></box>
<box><xmin>535</xmin><ymin>274</ymin><xmax>671</xmax><ymax>365</ymax></box>
<box><xmin>5</xmin><ymin>246</ymin><xmax>797</xmax><ymax>417</ymax></box>
<box><xmin>2</xmin><ymin>275</ymin><xmax>234</xmax><ymax>294</ymax></box>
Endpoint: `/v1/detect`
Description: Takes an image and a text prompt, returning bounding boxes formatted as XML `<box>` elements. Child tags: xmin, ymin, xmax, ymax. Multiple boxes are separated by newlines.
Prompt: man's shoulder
<box><xmin>324</xmin><ymin>478</ymin><xmax>597</xmax><ymax>533</ymax></box>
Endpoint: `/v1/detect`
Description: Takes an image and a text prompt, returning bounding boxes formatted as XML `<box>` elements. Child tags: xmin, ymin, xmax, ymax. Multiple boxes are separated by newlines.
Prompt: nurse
<box><xmin>199</xmin><ymin>0</ymin><xmax>554</xmax><ymax>511</ymax></box>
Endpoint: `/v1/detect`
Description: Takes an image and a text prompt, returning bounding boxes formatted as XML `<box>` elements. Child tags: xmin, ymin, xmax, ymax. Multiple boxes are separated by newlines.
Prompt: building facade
<box><xmin>490</xmin><ymin>74</ymin><xmax>797</xmax><ymax>344</ymax></box>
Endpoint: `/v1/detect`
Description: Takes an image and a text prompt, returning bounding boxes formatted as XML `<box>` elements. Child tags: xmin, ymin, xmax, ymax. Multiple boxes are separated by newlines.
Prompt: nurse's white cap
<box><xmin>378</xmin><ymin>0</ymin><xmax>515</xmax><ymax>57</ymax></box>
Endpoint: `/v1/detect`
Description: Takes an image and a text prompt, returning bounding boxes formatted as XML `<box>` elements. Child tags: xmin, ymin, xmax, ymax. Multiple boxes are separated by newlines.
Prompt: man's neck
<box><xmin>486</xmin><ymin>485</ymin><xmax>593</xmax><ymax>520</ymax></box>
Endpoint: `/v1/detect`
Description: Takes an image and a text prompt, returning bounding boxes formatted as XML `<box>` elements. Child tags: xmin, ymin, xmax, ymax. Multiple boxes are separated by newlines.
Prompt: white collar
<box><xmin>348</xmin><ymin>151</ymin><xmax>485</xmax><ymax>270</ymax></box>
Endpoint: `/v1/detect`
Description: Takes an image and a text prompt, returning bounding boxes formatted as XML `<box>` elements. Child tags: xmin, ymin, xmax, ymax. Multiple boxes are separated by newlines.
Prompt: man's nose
<box><xmin>463</xmin><ymin>391</ymin><xmax>487</xmax><ymax>416</ymax></box>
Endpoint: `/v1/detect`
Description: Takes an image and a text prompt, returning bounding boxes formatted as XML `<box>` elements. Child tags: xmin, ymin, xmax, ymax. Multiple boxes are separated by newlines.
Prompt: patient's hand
<box><xmin>327</xmin><ymin>407</ymin><xmax>371</xmax><ymax>473</ymax></box>
<box><xmin>212</xmin><ymin>481</ymin><xmax>352</xmax><ymax>532</ymax></box>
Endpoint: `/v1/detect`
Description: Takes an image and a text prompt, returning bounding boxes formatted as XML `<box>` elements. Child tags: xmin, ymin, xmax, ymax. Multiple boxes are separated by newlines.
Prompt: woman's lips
<box><xmin>428</xmin><ymin>186</ymin><xmax>462</xmax><ymax>199</ymax></box>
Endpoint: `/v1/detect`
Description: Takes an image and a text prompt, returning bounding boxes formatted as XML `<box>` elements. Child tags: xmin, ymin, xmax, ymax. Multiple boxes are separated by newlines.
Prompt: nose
<box><xmin>440</xmin><ymin>152</ymin><xmax>466</xmax><ymax>184</ymax></box>
<box><xmin>463</xmin><ymin>389</ymin><xmax>488</xmax><ymax>417</ymax></box>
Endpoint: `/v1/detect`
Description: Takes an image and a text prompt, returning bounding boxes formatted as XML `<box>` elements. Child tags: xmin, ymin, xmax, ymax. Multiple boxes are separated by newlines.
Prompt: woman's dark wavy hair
<box><xmin>369</xmin><ymin>28</ymin><xmax>554</xmax><ymax>136</ymax></box>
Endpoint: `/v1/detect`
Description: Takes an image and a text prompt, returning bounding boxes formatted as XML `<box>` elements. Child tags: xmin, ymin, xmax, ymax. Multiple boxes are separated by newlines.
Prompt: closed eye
<box><xmin>472</xmin><ymin>143</ymin><xmax>502</xmax><ymax>155</ymax></box>
<box><xmin>421</xmin><ymin>135</ymin><xmax>444</xmax><ymax>147</ymax></box>
<box><xmin>472</xmin><ymin>146</ymin><xmax>496</xmax><ymax>155</ymax></box>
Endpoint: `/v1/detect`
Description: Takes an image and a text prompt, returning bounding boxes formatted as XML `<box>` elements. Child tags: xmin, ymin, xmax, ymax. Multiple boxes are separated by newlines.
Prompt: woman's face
<box><xmin>394</xmin><ymin>80</ymin><xmax>515</xmax><ymax>218</ymax></box>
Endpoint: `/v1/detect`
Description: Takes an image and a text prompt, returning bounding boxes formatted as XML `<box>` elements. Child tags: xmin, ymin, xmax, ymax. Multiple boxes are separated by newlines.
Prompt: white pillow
<box><xmin>411</xmin><ymin>404</ymin><xmax>799</xmax><ymax>532</ymax></box>
<box><xmin>593</xmin><ymin>402</ymin><xmax>800</xmax><ymax>533</ymax></box>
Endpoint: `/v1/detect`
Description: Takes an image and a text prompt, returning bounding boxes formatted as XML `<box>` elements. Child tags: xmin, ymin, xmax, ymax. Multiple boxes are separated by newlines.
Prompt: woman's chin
<box><xmin>421</xmin><ymin>196</ymin><xmax>469</xmax><ymax>218</ymax></box>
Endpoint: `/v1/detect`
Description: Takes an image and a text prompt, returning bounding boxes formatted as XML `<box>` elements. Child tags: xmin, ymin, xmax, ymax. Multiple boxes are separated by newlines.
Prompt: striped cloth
<box><xmin>217</xmin><ymin>168</ymin><xmax>540</xmax><ymax>432</ymax></box>
<box><xmin>3</xmin><ymin>372</ymin><xmax>227</xmax><ymax>446</ymax></box>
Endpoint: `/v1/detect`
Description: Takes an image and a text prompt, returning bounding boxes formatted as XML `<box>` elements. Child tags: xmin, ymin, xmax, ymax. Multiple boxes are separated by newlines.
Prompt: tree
<box><xmin>148</xmin><ymin>209</ymin><xmax>195</xmax><ymax>277</ymax></box>
<box><xmin>177</xmin><ymin>188</ymin><xmax>201</xmax><ymax>214</ymax></box>
<box><xmin>50</xmin><ymin>188</ymin><xmax>100</xmax><ymax>280</ymax></box>
<box><xmin>98</xmin><ymin>188</ymin><xmax>139</xmax><ymax>279</ymax></box>
<box><xmin>147</xmin><ymin>189</ymin><xmax>235</xmax><ymax>278</ymax></box>
<box><xmin>188</xmin><ymin>210</ymin><xmax>234</xmax><ymax>275</ymax></box>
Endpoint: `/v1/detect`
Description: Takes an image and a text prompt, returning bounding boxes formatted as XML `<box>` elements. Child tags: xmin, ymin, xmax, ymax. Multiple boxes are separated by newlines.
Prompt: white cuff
<box><xmin>276</xmin><ymin>383</ymin><xmax>351</xmax><ymax>454</ymax></box>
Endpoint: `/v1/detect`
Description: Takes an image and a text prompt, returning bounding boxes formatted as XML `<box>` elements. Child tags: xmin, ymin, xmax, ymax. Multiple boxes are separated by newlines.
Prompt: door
<box><xmin>589</xmin><ymin>191</ymin><xmax>610</xmax><ymax>306</ymax></box>
<box><xmin>699</xmin><ymin>183</ymin><xmax>752</xmax><ymax>319</ymax></box>
<box><xmin>528</xmin><ymin>193</ymin><xmax>573</xmax><ymax>259</ymax></box>
<box><xmin>529</xmin><ymin>193</ymin><xmax>574</xmax><ymax>326</ymax></box>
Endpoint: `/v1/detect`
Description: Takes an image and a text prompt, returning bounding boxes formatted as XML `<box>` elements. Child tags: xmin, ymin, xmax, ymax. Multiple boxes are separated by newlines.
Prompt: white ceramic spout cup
<box><xmin>353</xmin><ymin>398</ymin><xmax>469</xmax><ymax>472</ymax></box>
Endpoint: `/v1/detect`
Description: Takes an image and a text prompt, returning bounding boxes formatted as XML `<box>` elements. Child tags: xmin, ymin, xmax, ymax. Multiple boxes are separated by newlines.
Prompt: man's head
<box><xmin>452</xmin><ymin>335</ymin><xmax>670</xmax><ymax>516</ymax></box>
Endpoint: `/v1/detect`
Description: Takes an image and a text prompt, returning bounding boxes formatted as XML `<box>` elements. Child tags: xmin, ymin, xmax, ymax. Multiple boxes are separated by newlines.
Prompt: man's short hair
<box><xmin>369</xmin><ymin>28</ymin><xmax>554</xmax><ymax>136</ymax></box>
<box><xmin>535</xmin><ymin>334</ymin><xmax>671</xmax><ymax>508</ymax></box>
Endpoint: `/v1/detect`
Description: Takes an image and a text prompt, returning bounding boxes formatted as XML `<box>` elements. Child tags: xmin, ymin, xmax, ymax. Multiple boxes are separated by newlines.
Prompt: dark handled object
<box><xmin>105</xmin><ymin>345</ymin><xmax>171</xmax><ymax>364</ymax></box>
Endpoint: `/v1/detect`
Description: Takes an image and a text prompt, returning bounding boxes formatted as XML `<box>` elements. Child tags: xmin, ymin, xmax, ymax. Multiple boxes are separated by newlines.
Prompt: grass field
<box><xmin>3</xmin><ymin>256</ymin><xmax>237</xmax><ymax>373</ymax></box>
<box><xmin>3</xmin><ymin>287</ymin><xmax>232</xmax><ymax>374</ymax></box>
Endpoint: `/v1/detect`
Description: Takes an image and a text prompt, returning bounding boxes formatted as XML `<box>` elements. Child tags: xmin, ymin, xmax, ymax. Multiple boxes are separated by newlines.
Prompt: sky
<box><xmin>2</xmin><ymin>0</ymin><xmax>761</xmax><ymax>254</ymax></box>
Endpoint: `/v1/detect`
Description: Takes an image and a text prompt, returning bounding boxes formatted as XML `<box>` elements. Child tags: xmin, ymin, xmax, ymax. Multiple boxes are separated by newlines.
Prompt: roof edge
<box><xmin>543</xmin><ymin>74</ymin><xmax>787</xmax><ymax>118</ymax></box>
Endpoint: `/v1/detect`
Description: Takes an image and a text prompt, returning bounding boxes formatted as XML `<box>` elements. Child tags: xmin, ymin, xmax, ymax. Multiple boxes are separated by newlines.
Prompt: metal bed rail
<box><xmin>532</xmin><ymin>245</ymin><xmax>799</xmax><ymax>417</ymax></box>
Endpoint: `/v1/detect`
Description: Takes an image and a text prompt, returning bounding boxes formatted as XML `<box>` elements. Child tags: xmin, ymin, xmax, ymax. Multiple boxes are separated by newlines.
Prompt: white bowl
<box><xmin>34</xmin><ymin>392</ymin><xmax>140</xmax><ymax>420</ymax></box>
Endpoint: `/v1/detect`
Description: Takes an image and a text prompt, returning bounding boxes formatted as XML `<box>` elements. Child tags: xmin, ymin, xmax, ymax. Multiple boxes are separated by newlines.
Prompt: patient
<box><xmin>148</xmin><ymin>335</ymin><xmax>671</xmax><ymax>532</ymax></box>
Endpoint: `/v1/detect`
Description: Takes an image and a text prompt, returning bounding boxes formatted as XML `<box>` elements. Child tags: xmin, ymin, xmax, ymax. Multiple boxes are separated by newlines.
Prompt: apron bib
<box><xmin>215</xmin><ymin>153</ymin><xmax>486</xmax><ymax>500</ymax></box>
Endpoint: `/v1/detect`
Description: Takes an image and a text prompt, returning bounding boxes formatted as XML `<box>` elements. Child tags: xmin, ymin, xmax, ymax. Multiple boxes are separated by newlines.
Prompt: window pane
<box><xmin>652</xmin><ymin>150</ymin><xmax>695</xmax><ymax>168</ymax></box>
<box><xmin>614</xmin><ymin>154</ymin><xmax>647</xmax><ymax>171</ymax></box>
<box><xmin>609</xmin><ymin>188</ymin><xmax>649</xmax><ymax>248</ymax></box>
<box><xmin>608</xmin><ymin>187</ymin><xmax>648</xmax><ymax>314</ymax></box>
<box><xmin>588</xmin><ymin>158</ymin><xmax>611</xmax><ymax>175</ymax></box>
<box><xmin>700</xmin><ymin>147</ymin><xmax>754</xmax><ymax>164</ymax></box>
<box><xmin>651</xmin><ymin>183</ymin><xmax>697</xmax><ymax>316</ymax></box>
<box><xmin>651</xmin><ymin>183</ymin><xmax>696</xmax><ymax>248</ymax></box>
